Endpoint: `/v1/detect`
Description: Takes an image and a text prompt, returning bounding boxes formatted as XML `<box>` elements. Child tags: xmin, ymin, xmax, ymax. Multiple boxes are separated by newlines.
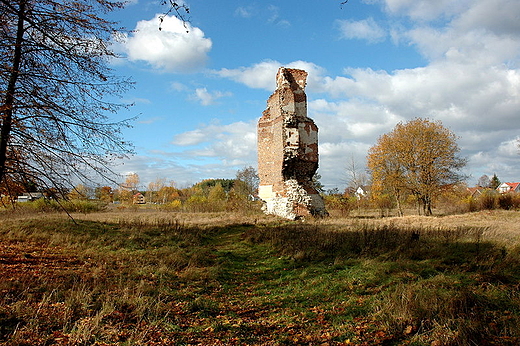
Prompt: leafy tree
<box><xmin>195</xmin><ymin>179</ymin><xmax>235</xmax><ymax>194</ymax></box>
<box><xmin>95</xmin><ymin>186</ymin><xmax>113</xmax><ymax>202</ymax></box>
<box><xmin>121</xmin><ymin>173</ymin><xmax>140</xmax><ymax>192</ymax></box>
<box><xmin>208</xmin><ymin>183</ymin><xmax>226</xmax><ymax>211</ymax></box>
<box><xmin>157</xmin><ymin>185</ymin><xmax>180</xmax><ymax>204</ymax></box>
<box><xmin>68</xmin><ymin>183</ymin><xmax>92</xmax><ymax>200</ymax></box>
<box><xmin>490</xmin><ymin>173</ymin><xmax>501</xmax><ymax>189</ymax></box>
<box><xmin>367</xmin><ymin>118</ymin><xmax>466</xmax><ymax>216</ymax></box>
<box><xmin>0</xmin><ymin>0</ymin><xmax>133</xmax><ymax>197</ymax></box>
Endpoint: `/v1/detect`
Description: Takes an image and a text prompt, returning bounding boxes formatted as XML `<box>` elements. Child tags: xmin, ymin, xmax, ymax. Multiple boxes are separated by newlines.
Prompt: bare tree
<box><xmin>0</xmin><ymin>0</ymin><xmax>134</xmax><ymax>198</ymax></box>
<box><xmin>477</xmin><ymin>174</ymin><xmax>491</xmax><ymax>188</ymax></box>
<box><xmin>344</xmin><ymin>154</ymin><xmax>369</xmax><ymax>192</ymax></box>
<box><xmin>160</xmin><ymin>0</ymin><xmax>190</xmax><ymax>31</ymax></box>
<box><xmin>235</xmin><ymin>166</ymin><xmax>259</xmax><ymax>196</ymax></box>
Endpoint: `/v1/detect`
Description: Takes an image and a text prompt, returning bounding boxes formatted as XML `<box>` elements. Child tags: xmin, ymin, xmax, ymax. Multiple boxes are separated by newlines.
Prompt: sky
<box><xmin>106</xmin><ymin>0</ymin><xmax>520</xmax><ymax>191</ymax></box>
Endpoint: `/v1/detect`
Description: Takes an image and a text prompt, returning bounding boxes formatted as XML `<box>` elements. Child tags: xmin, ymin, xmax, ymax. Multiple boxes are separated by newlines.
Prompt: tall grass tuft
<box><xmin>8</xmin><ymin>198</ymin><xmax>106</xmax><ymax>214</ymax></box>
<box><xmin>244</xmin><ymin>222</ymin><xmax>488</xmax><ymax>263</ymax></box>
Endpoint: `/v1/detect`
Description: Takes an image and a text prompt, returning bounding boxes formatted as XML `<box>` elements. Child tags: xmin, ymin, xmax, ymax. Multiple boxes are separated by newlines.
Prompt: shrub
<box><xmin>463</xmin><ymin>196</ymin><xmax>478</xmax><ymax>213</ymax></box>
<box><xmin>479</xmin><ymin>193</ymin><xmax>496</xmax><ymax>210</ymax></box>
<box><xmin>184</xmin><ymin>195</ymin><xmax>209</xmax><ymax>212</ymax></box>
<box><xmin>371</xmin><ymin>194</ymin><xmax>394</xmax><ymax>217</ymax></box>
<box><xmin>161</xmin><ymin>199</ymin><xmax>182</xmax><ymax>211</ymax></box>
<box><xmin>323</xmin><ymin>195</ymin><xmax>351</xmax><ymax>216</ymax></box>
<box><xmin>498</xmin><ymin>193</ymin><xmax>514</xmax><ymax>210</ymax></box>
<box><xmin>65</xmin><ymin>199</ymin><xmax>106</xmax><ymax>213</ymax></box>
<box><xmin>13</xmin><ymin>198</ymin><xmax>105</xmax><ymax>214</ymax></box>
<box><xmin>512</xmin><ymin>193</ymin><xmax>520</xmax><ymax>209</ymax></box>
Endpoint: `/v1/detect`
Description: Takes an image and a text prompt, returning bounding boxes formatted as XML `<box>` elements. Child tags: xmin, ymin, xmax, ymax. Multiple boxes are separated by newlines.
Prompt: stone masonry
<box><xmin>257</xmin><ymin>67</ymin><xmax>328</xmax><ymax>220</ymax></box>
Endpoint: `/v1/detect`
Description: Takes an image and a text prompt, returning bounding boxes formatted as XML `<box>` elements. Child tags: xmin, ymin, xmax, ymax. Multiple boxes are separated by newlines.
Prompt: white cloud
<box><xmin>267</xmin><ymin>5</ymin><xmax>290</xmax><ymax>27</ymax></box>
<box><xmin>170</xmin><ymin>81</ymin><xmax>188</xmax><ymax>92</ymax></box>
<box><xmin>171</xmin><ymin>128</ymin><xmax>208</xmax><ymax>146</ymax></box>
<box><xmin>337</xmin><ymin>17</ymin><xmax>386</xmax><ymax>43</ymax></box>
<box><xmin>123</xmin><ymin>97</ymin><xmax>151</xmax><ymax>105</ymax></box>
<box><xmin>214</xmin><ymin>60</ymin><xmax>280</xmax><ymax>90</ymax></box>
<box><xmin>123</xmin><ymin>14</ymin><xmax>212</xmax><ymax>72</ymax></box>
<box><xmin>213</xmin><ymin>60</ymin><xmax>327</xmax><ymax>91</ymax></box>
<box><xmin>160</xmin><ymin>121</ymin><xmax>258</xmax><ymax>184</ymax></box>
<box><xmin>235</xmin><ymin>6</ymin><xmax>253</xmax><ymax>18</ymax></box>
<box><xmin>452</xmin><ymin>0</ymin><xmax>520</xmax><ymax>37</ymax></box>
<box><xmin>497</xmin><ymin>138</ymin><xmax>520</xmax><ymax>157</ymax></box>
<box><xmin>191</xmin><ymin>88</ymin><xmax>232</xmax><ymax>106</ymax></box>
<box><xmin>382</xmin><ymin>0</ymin><xmax>469</xmax><ymax>21</ymax></box>
<box><xmin>121</xmin><ymin>0</ymin><xmax>520</xmax><ymax>189</ymax></box>
<box><xmin>172</xmin><ymin>121</ymin><xmax>257</xmax><ymax>155</ymax></box>
<box><xmin>113</xmin><ymin>154</ymin><xmax>210</xmax><ymax>189</ymax></box>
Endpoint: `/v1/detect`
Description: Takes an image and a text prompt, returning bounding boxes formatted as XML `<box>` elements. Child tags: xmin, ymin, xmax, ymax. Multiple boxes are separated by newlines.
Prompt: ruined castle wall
<box><xmin>257</xmin><ymin>67</ymin><xmax>328</xmax><ymax>219</ymax></box>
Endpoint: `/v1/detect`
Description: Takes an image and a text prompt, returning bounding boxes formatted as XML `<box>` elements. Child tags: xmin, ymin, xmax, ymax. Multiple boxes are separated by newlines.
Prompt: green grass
<box><xmin>0</xmin><ymin>213</ymin><xmax>519</xmax><ymax>345</ymax></box>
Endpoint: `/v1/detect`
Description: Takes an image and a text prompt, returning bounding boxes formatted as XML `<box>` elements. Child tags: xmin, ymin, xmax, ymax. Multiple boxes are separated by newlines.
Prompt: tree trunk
<box><xmin>425</xmin><ymin>195</ymin><xmax>433</xmax><ymax>216</ymax></box>
<box><xmin>0</xmin><ymin>0</ymin><xmax>25</xmax><ymax>185</ymax></box>
<box><xmin>394</xmin><ymin>187</ymin><xmax>403</xmax><ymax>217</ymax></box>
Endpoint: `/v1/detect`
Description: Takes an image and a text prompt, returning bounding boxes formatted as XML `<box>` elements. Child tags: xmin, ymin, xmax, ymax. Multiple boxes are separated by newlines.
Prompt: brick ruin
<box><xmin>257</xmin><ymin>67</ymin><xmax>328</xmax><ymax>220</ymax></box>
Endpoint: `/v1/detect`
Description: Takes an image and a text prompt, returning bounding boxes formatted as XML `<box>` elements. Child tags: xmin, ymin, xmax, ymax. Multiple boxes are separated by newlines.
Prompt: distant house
<box><xmin>497</xmin><ymin>182</ymin><xmax>520</xmax><ymax>194</ymax></box>
<box><xmin>133</xmin><ymin>192</ymin><xmax>146</xmax><ymax>204</ymax></box>
<box><xmin>467</xmin><ymin>186</ymin><xmax>486</xmax><ymax>198</ymax></box>
<box><xmin>16</xmin><ymin>192</ymin><xmax>44</xmax><ymax>202</ymax></box>
<box><xmin>355</xmin><ymin>186</ymin><xmax>370</xmax><ymax>199</ymax></box>
<box><xmin>344</xmin><ymin>185</ymin><xmax>370</xmax><ymax>199</ymax></box>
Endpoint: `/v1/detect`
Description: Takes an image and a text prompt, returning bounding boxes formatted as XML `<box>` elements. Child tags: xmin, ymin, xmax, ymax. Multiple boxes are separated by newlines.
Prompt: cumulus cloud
<box><xmin>454</xmin><ymin>0</ymin><xmax>520</xmax><ymax>37</ymax></box>
<box><xmin>123</xmin><ymin>14</ymin><xmax>212</xmax><ymax>72</ymax></box>
<box><xmin>213</xmin><ymin>60</ymin><xmax>327</xmax><ymax>91</ymax></box>
<box><xmin>214</xmin><ymin>60</ymin><xmax>280</xmax><ymax>90</ymax></box>
<box><xmin>172</xmin><ymin>121</ymin><xmax>257</xmax><ymax>158</ymax></box>
<box><xmin>164</xmin><ymin>121</ymin><xmax>258</xmax><ymax>182</ymax></box>
<box><xmin>123</xmin><ymin>0</ymin><xmax>520</xmax><ymax>189</ymax></box>
<box><xmin>191</xmin><ymin>88</ymin><xmax>232</xmax><ymax>106</ymax></box>
<box><xmin>337</xmin><ymin>17</ymin><xmax>386</xmax><ymax>43</ymax></box>
<box><xmin>170</xmin><ymin>81</ymin><xmax>188</xmax><ymax>92</ymax></box>
<box><xmin>382</xmin><ymin>0</ymin><xmax>469</xmax><ymax>21</ymax></box>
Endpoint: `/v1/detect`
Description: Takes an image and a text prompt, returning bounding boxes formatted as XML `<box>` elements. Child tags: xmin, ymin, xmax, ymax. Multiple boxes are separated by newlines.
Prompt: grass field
<box><xmin>1</xmin><ymin>208</ymin><xmax>519</xmax><ymax>345</ymax></box>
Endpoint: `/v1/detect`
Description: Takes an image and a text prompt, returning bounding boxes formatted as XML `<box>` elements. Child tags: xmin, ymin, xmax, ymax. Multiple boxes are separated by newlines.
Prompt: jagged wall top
<box><xmin>276</xmin><ymin>68</ymin><xmax>308</xmax><ymax>91</ymax></box>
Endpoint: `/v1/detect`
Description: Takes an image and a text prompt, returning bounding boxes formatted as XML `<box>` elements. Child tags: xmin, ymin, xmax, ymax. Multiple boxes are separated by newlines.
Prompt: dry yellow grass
<box><xmin>68</xmin><ymin>209</ymin><xmax>276</xmax><ymax>227</ymax></box>
<box><xmin>4</xmin><ymin>207</ymin><xmax>518</xmax><ymax>249</ymax></box>
<box><xmin>1</xmin><ymin>207</ymin><xmax>519</xmax><ymax>345</ymax></box>
<box><xmin>313</xmin><ymin>210</ymin><xmax>520</xmax><ymax>247</ymax></box>
<box><xmin>37</xmin><ymin>208</ymin><xmax>518</xmax><ymax>249</ymax></box>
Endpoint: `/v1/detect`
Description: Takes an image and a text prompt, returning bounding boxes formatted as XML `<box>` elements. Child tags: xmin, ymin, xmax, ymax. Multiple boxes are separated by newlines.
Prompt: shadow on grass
<box><xmin>1</xmin><ymin>216</ymin><xmax>519</xmax><ymax>345</ymax></box>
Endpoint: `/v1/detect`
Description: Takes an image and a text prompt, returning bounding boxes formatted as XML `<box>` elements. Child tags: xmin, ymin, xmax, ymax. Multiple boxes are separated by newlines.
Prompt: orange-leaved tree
<box><xmin>367</xmin><ymin>118</ymin><xmax>466</xmax><ymax>216</ymax></box>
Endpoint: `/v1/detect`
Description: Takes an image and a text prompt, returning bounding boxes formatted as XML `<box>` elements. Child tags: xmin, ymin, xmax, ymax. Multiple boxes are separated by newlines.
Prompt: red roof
<box><xmin>505</xmin><ymin>182</ymin><xmax>520</xmax><ymax>191</ymax></box>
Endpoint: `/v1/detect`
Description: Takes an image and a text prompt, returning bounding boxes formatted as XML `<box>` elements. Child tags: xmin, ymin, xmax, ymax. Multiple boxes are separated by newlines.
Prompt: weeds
<box><xmin>0</xmin><ymin>211</ymin><xmax>519</xmax><ymax>345</ymax></box>
<box><xmin>5</xmin><ymin>199</ymin><xmax>106</xmax><ymax>214</ymax></box>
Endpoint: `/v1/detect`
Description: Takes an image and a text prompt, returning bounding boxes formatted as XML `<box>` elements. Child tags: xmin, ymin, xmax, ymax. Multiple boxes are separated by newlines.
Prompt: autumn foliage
<box><xmin>368</xmin><ymin>118</ymin><xmax>466</xmax><ymax>216</ymax></box>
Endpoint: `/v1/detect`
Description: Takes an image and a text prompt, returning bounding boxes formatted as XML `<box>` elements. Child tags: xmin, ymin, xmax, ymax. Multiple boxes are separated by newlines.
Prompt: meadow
<box><xmin>0</xmin><ymin>206</ymin><xmax>519</xmax><ymax>345</ymax></box>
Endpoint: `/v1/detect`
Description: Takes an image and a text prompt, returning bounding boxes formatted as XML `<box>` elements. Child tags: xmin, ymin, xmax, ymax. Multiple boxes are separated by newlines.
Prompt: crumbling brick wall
<box><xmin>257</xmin><ymin>67</ymin><xmax>328</xmax><ymax>219</ymax></box>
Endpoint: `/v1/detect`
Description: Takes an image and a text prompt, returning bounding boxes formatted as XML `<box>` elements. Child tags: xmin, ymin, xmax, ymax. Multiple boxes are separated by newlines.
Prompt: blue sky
<box><xmin>108</xmin><ymin>0</ymin><xmax>520</xmax><ymax>191</ymax></box>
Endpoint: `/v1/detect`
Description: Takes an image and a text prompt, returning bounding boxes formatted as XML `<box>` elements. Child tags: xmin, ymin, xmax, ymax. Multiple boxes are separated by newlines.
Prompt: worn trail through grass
<box><xmin>1</xmin><ymin>212</ymin><xmax>519</xmax><ymax>345</ymax></box>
